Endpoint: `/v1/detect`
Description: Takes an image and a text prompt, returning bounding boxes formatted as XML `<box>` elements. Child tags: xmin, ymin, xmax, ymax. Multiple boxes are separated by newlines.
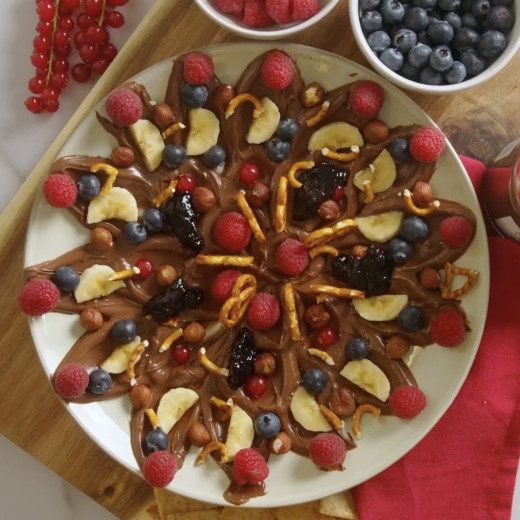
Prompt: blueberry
<box><xmin>427</xmin><ymin>21</ymin><xmax>455</xmax><ymax>44</ymax></box>
<box><xmin>420</xmin><ymin>65</ymin><xmax>444</xmax><ymax>84</ymax></box>
<box><xmin>87</xmin><ymin>368</ymin><xmax>112</xmax><ymax>394</ymax></box>
<box><xmin>180</xmin><ymin>82</ymin><xmax>208</xmax><ymax>108</ymax></box>
<box><xmin>347</xmin><ymin>338</ymin><xmax>370</xmax><ymax>360</ymax></box>
<box><xmin>388</xmin><ymin>237</ymin><xmax>413</xmax><ymax>263</ymax></box>
<box><xmin>477</xmin><ymin>29</ymin><xmax>507</xmax><ymax>57</ymax></box>
<box><xmin>430</xmin><ymin>45</ymin><xmax>454</xmax><ymax>72</ymax></box>
<box><xmin>276</xmin><ymin>118</ymin><xmax>300</xmax><ymax>140</ymax></box>
<box><xmin>472</xmin><ymin>0</ymin><xmax>492</xmax><ymax>17</ymax></box>
<box><xmin>367</xmin><ymin>30</ymin><xmax>392</xmax><ymax>52</ymax></box>
<box><xmin>146</xmin><ymin>429</ymin><xmax>169</xmax><ymax>453</ymax></box>
<box><xmin>360</xmin><ymin>0</ymin><xmax>381</xmax><ymax>9</ymax></box>
<box><xmin>444</xmin><ymin>12</ymin><xmax>462</xmax><ymax>29</ymax></box>
<box><xmin>254</xmin><ymin>412</ymin><xmax>281</xmax><ymax>439</ymax></box>
<box><xmin>460</xmin><ymin>49</ymin><xmax>486</xmax><ymax>76</ymax></box>
<box><xmin>77</xmin><ymin>174</ymin><xmax>101</xmax><ymax>201</ymax></box>
<box><xmin>408</xmin><ymin>43</ymin><xmax>432</xmax><ymax>67</ymax></box>
<box><xmin>404</xmin><ymin>6</ymin><xmax>429</xmax><ymax>31</ymax></box>
<box><xmin>111</xmin><ymin>319</ymin><xmax>137</xmax><ymax>344</ymax></box>
<box><xmin>162</xmin><ymin>144</ymin><xmax>187</xmax><ymax>167</ymax></box>
<box><xmin>380</xmin><ymin>47</ymin><xmax>404</xmax><ymax>71</ymax></box>
<box><xmin>439</xmin><ymin>0</ymin><xmax>462</xmax><ymax>9</ymax></box>
<box><xmin>393</xmin><ymin>28</ymin><xmax>418</xmax><ymax>53</ymax></box>
<box><xmin>142</xmin><ymin>207</ymin><xmax>166</xmax><ymax>233</ymax></box>
<box><xmin>52</xmin><ymin>265</ymin><xmax>80</xmax><ymax>292</ymax></box>
<box><xmin>412</xmin><ymin>0</ymin><xmax>436</xmax><ymax>8</ymax></box>
<box><xmin>416</xmin><ymin>30</ymin><xmax>432</xmax><ymax>45</ymax></box>
<box><xmin>388</xmin><ymin>137</ymin><xmax>411</xmax><ymax>162</ymax></box>
<box><xmin>380</xmin><ymin>0</ymin><xmax>406</xmax><ymax>24</ymax></box>
<box><xmin>400</xmin><ymin>216</ymin><xmax>429</xmax><ymax>241</ymax></box>
<box><xmin>123</xmin><ymin>221</ymin><xmax>147</xmax><ymax>245</ymax></box>
<box><xmin>302</xmin><ymin>369</ymin><xmax>328</xmax><ymax>394</ymax></box>
<box><xmin>265</xmin><ymin>138</ymin><xmax>291</xmax><ymax>162</ymax></box>
<box><xmin>490</xmin><ymin>0</ymin><xmax>513</xmax><ymax>6</ymax></box>
<box><xmin>400</xmin><ymin>61</ymin><xmax>421</xmax><ymax>80</ymax></box>
<box><xmin>487</xmin><ymin>5</ymin><xmax>515</xmax><ymax>31</ymax></box>
<box><xmin>453</xmin><ymin>27</ymin><xmax>481</xmax><ymax>51</ymax></box>
<box><xmin>361</xmin><ymin>10</ymin><xmax>384</xmax><ymax>33</ymax></box>
<box><xmin>445</xmin><ymin>61</ymin><xmax>468</xmax><ymax>83</ymax></box>
<box><xmin>397</xmin><ymin>305</ymin><xmax>425</xmax><ymax>332</ymax></box>
<box><xmin>203</xmin><ymin>145</ymin><xmax>226</xmax><ymax>167</ymax></box>
<box><xmin>460</xmin><ymin>12</ymin><xmax>481</xmax><ymax>30</ymax></box>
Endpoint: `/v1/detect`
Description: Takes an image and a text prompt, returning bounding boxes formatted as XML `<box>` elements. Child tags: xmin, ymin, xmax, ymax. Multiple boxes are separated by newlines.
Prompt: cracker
<box><xmin>318</xmin><ymin>491</ymin><xmax>359</xmax><ymax>519</ymax></box>
<box><xmin>274</xmin><ymin>501</ymin><xmax>330</xmax><ymax>520</ymax></box>
<box><xmin>221</xmin><ymin>507</ymin><xmax>277</xmax><ymax>519</ymax></box>
<box><xmin>165</xmin><ymin>510</ymin><xmax>224</xmax><ymax>520</ymax></box>
<box><xmin>154</xmin><ymin>488</ymin><xmax>221</xmax><ymax>517</ymax></box>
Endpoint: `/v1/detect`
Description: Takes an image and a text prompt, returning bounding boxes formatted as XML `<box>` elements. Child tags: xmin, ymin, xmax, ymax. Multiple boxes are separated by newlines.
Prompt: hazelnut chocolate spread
<box><xmin>24</xmin><ymin>49</ymin><xmax>477</xmax><ymax>505</ymax></box>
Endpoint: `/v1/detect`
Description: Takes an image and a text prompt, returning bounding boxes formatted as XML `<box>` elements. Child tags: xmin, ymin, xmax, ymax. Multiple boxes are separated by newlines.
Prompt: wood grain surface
<box><xmin>1</xmin><ymin>0</ymin><xmax>519</xmax><ymax>518</ymax></box>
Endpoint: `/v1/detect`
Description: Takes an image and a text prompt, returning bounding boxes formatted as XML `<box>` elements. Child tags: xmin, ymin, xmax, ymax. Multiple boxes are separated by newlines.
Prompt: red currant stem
<box><xmin>45</xmin><ymin>0</ymin><xmax>61</xmax><ymax>87</ymax></box>
<box><xmin>98</xmin><ymin>0</ymin><xmax>107</xmax><ymax>26</ymax></box>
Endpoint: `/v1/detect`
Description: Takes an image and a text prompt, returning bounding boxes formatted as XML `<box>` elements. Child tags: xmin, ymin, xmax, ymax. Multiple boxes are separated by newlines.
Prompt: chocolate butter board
<box><xmin>1</xmin><ymin>0</ymin><xmax>519</xmax><ymax>518</ymax></box>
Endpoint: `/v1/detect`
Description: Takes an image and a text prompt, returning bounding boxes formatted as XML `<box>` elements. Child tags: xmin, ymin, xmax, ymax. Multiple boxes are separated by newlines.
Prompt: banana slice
<box><xmin>100</xmin><ymin>336</ymin><xmax>142</xmax><ymax>374</ymax></box>
<box><xmin>355</xmin><ymin>211</ymin><xmax>404</xmax><ymax>242</ymax></box>
<box><xmin>225</xmin><ymin>404</ymin><xmax>255</xmax><ymax>459</ymax></box>
<box><xmin>246</xmin><ymin>97</ymin><xmax>280</xmax><ymax>144</ymax></box>
<box><xmin>86</xmin><ymin>187</ymin><xmax>138</xmax><ymax>224</ymax></box>
<box><xmin>156</xmin><ymin>387</ymin><xmax>199</xmax><ymax>434</ymax></box>
<box><xmin>185</xmin><ymin>108</ymin><xmax>220</xmax><ymax>156</ymax></box>
<box><xmin>74</xmin><ymin>264</ymin><xmax>126</xmax><ymax>303</ymax></box>
<box><xmin>340</xmin><ymin>359</ymin><xmax>390</xmax><ymax>402</ymax></box>
<box><xmin>353</xmin><ymin>294</ymin><xmax>409</xmax><ymax>321</ymax></box>
<box><xmin>353</xmin><ymin>149</ymin><xmax>396</xmax><ymax>193</ymax></box>
<box><xmin>290</xmin><ymin>386</ymin><xmax>333</xmax><ymax>432</ymax></box>
<box><xmin>129</xmin><ymin>119</ymin><xmax>165</xmax><ymax>172</ymax></box>
<box><xmin>308</xmin><ymin>121</ymin><xmax>364</xmax><ymax>152</ymax></box>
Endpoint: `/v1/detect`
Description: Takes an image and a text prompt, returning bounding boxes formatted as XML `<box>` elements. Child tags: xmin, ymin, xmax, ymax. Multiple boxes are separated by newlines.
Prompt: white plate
<box><xmin>24</xmin><ymin>42</ymin><xmax>490</xmax><ymax>508</ymax></box>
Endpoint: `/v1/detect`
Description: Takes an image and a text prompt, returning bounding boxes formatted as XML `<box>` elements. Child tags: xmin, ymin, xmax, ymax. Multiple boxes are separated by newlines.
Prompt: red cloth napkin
<box><xmin>352</xmin><ymin>156</ymin><xmax>520</xmax><ymax>520</ymax></box>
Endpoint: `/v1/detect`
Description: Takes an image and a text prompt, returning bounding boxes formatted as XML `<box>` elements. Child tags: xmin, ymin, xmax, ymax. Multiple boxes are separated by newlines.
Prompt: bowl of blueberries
<box><xmin>350</xmin><ymin>0</ymin><xmax>519</xmax><ymax>92</ymax></box>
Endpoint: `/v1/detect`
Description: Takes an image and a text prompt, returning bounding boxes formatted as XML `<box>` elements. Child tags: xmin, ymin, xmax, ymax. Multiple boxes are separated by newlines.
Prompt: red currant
<box><xmin>79</xmin><ymin>43</ymin><xmax>99</xmax><ymax>63</ymax></box>
<box><xmin>50</xmin><ymin>72</ymin><xmax>69</xmax><ymax>90</ymax></box>
<box><xmin>54</xmin><ymin>30</ymin><xmax>71</xmax><ymax>47</ymax></box>
<box><xmin>245</xmin><ymin>375</ymin><xmax>268</xmax><ymax>399</ymax></box>
<box><xmin>36</xmin><ymin>20</ymin><xmax>53</xmax><ymax>35</ymax></box>
<box><xmin>58</xmin><ymin>16</ymin><xmax>75</xmax><ymax>32</ymax></box>
<box><xmin>316</xmin><ymin>326</ymin><xmax>338</xmax><ymax>348</ymax></box>
<box><xmin>35</xmin><ymin>66</ymin><xmax>49</xmax><ymax>78</ymax></box>
<box><xmin>100</xmin><ymin>43</ymin><xmax>117</xmax><ymax>61</ymax></box>
<box><xmin>108</xmin><ymin>0</ymin><xmax>129</xmax><ymax>6</ymax></box>
<box><xmin>136</xmin><ymin>258</ymin><xmax>155</xmax><ymax>278</ymax></box>
<box><xmin>54</xmin><ymin>44</ymin><xmax>72</xmax><ymax>58</ymax></box>
<box><xmin>91</xmin><ymin>58</ymin><xmax>110</xmax><ymax>75</ymax></box>
<box><xmin>61</xmin><ymin>0</ymin><xmax>81</xmax><ymax>10</ymax></box>
<box><xmin>176</xmin><ymin>175</ymin><xmax>196</xmax><ymax>192</ymax></box>
<box><xmin>41</xmin><ymin>87</ymin><xmax>60</xmax><ymax>106</ymax></box>
<box><xmin>84</xmin><ymin>0</ymin><xmax>103</xmax><ymax>16</ymax></box>
<box><xmin>239</xmin><ymin>163</ymin><xmax>260</xmax><ymax>185</ymax></box>
<box><xmin>71</xmin><ymin>63</ymin><xmax>91</xmax><ymax>82</ymax></box>
<box><xmin>332</xmin><ymin>186</ymin><xmax>345</xmax><ymax>201</ymax></box>
<box><xmin>172</xmin><ymin>345</ymin><xmax>190</xmax><ymax>364</ymax></box>
<box><xmin>28</xmin><ymin>76</ymin><xmax>46</xmax><ymax>94</ymax></box>
<box><xmin>52</xmin><ymin>58</ymin><xmax>70</xmax><ymax>73</ymax></box>
<box><xmin>33</xmin><ymin>34</ymin><xmax>51</xmax><ymax>52</ymax></box>
<box><xmin>36</xmin><ymin>1</ymin><xmax>56</xmax><ymax>22</ymax></box>
<box><xmin>44</xmin><ymin>99</ymin><xmax>60</xmax><ymax>113</ymax></box>
<box><xmin>76</xmin><ymin>12</ymin><xmax>95</xmax><ymax>30</ymax></box>
<box><xmin>25</xmin><ymin>96</ymin><xmax>43</xmax><ymax>113</ymax></box>
<box><xmin>85</xmin><ymin>25</ymin><xmax>108</xmax><ymax>44</ymax></box>
<box><xmin>31</xmin><ymin>51</ymin><xmax>50</xmax><ymax>69</ymax></box>
<box><xmin>105</xmin><ymin>10</ymin><xmax>124</xmax><ymax>28</ymax></box>
<box><xmin>73</xmin><ymin>30</ymin><xmax>87</xmax><ymax>49</ymax></box>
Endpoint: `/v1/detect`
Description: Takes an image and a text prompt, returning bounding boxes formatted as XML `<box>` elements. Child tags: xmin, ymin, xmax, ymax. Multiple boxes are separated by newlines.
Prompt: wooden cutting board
<box><xmin>1</xmin><ymin>0</ymin><xmax>519</xmax><ymax>518</ymax></box>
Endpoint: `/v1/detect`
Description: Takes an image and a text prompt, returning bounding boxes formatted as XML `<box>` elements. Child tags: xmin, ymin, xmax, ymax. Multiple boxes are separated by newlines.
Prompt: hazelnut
<box><xmin>254</xmin><ymin>352</ymin><xmax>276</xmax><ymax>375</ymax></box>
<box><xmin>386</xmin><ymin>335</ymin><xmax>410</xmax><ymax>359</ymax></box>
<box><xmin>268</xmin><ymin>432</ymin><xmax>291</xmax><ymax>455</ymax></box>
<box><xmin>352</xmin><ymin>244</ymin><xmax>368</xmax><ymax>258</ymax></box>
<box><xmin>192</xmin><ymin>186</ymin><xmax>216</xmax><ymax>213</ymax></box>
<box><xmin>156</xmin><ymin>264</ymin><xmax>177</xmax><ymax>286</ymax></box>
<box><xmin>300</xmin><ymin>82</ymin><xmax>325</xmax><ymax>107</ymax></box>
<box><xmin>214</xmin><ymin>84</ymin><xmax>236</xmax><ymax>111</ymax></box>
<box><xmin>329</xmin><ymin>388</ymin><xmax>356</xmax><ymax>418</ymax></box>
<box><xmin>318</xmin><ymin>199</ymin><xmax>340</xmax><ymax>221</ymax></box>
<box><xmin>154</xmin><ymin>103</ymin><xmax>175</xmax><ymax>128</ymax></box>
<box><xmin>363</xmin><ymin>120</ymin><xmax>389</xmax><ymax>144</ymax></box>
<box><xmin>90</xmin><ymin>227</ymin><xmax>113</xmax><ymax>250</ymax></box>
<box><xmin>245</xmin><ymin>181</ymin><xmax>270</xmax><ymax>208</ymax></box>
<box><xmin>111</xmin><ymin>146</ymin><xmax>135</xmax><ymax>167</ymax></box>
<box><xmin>129</xmin><ymin>384</ymin><xmax>151</xmax><ymax>409</ymax></box>
<box><xmin>304</xmin><ymin>304</ymin><xmax>330</xmax><ymax>330</ymax></box>
<box><xmin>412</xmin><ymin>181</ymin><xmax>434</xmax><ymax>207</ymax></box>
<box><xmin>79</xmin><ymin>307</ymin><xmax>103</xmax><ymax>331</ymax></box>
<box><xmin>183</xmin><ymin>322</ymin><xmax>206</xmax><ymax>344</ymax></box>
<box><xmin>187</xmin><ymin>421</ymin><xmax>211</xmax><ymax>447</ymax></box>
<box><xmin>419</xmin><ymin>266</ymin><xmax>441</xmax><ymax>289</ymax></box>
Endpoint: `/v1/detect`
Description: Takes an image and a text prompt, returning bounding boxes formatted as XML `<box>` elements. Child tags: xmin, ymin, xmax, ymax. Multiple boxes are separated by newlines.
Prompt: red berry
<box><xmin>33</xmin><ymin>34</ymin><xmax>51</xmax><ymax>52</ymax></box>
<box><xmin>91</xmin><ymin>58</ymin><xmax>110</xmax><ymax>75</ymax></box>
<box><xmin>37</xmin><ymin>1</ymin><xmax>56</xmax><ymax>22</ymax></box>
<box><xmin>43</xmin><ymin>173</ymin><xmax>78</xmax><ymax>207</ymax></box>
<box><xmin>105</xmin><ymin>10</ymin><xmax>125</xmax><ymax>28</ymax></box>
<box><xmin>245</xmin><ymin>374</ymin><xmax>268</xmax><ymax>399</ymax></box>
<box><xmin>176</xmin><ymin>174</ymin><xmax>196</xmax><ymax>192</ymax></box>
<box><xmin>439</xmin><ymin>216</ymin><xmax>473</xmax><ymax>249</ymax></box>
<box><xmin>25</xmin><ymin>96</ymin><xmax>43</xmax><ymax>114</ymax></box>
<box><xmin>54</xmin><ymin>29</ymin><xmax>71</xmax><ymax>47</ymax></box>
<box><xmin>136</xmin><ymin>258</ymin><xmax>155</xmax><ymax>278</ymax></box>
<box><xmin>211</xmin><ymin>269</ymin><xmax>241</xmax><ymax>303</ymax></box>
<box><xmin>183</xmin><ymin>52</ymin><xmax>214</xmax><ymax>86</ymax></box>
<box><xmin>79</xmin><ymin>43</ymin><xmax>98</xmax><ymax>63</ymax></box>
<box><xmin>53</xmin><ymin>362</ymin><xmax>89</xmax><ymax>399</ymax></box>
<box><xmin>332</xmin><ymin>186</ymin><xmax>345</xmax><ymax>201</ymax></box>
<box><xmin>214</xmin><ymin>211</ymin><xmax>251</xmax><ymax>253</ymax></box>
<box><xmin>105</xmin><ymin>87</ymin><xmax>143</xmax><ymax>126</ymax></box>
<box><xmin>29</xmin><ymin>76</ymin><xmax>46</xmax><ymax>94</ymax></box>
<box><xmin>172</xmin><ymin>344</ymin><xmax>190</xmax><ymax>364</ymax></box>
<box><xmin>409</xmin><ymin>126</ymin><xmax>445</xmax><ymax>162</ymax></box>
<box><xmin>243</xmin><ymin>0</ymin><xmax>274</xmax><ymax>27</ymax></box>
<box><xmin>18</xmin><ymin>278</ymin><xmax>60</xmax><ymax>316</ymax></box>
<box><xmin>316</xmin><ymin>326</ymin><xmax>338</xmax><ymax>348</ymax></box>
<box><xmin>71</xmin><ymin>63</ymin><xmax>92</xmax><ymax>82</ymax></box>
<box><xmin>239</xmin><ymin>163</ymin><xmax>260</xmax><ymax>184</ymax></box>
<box><xmin>50</xmin><ymin>72</ymin><xmax>69</xmax><ymax>90</ymax></box>
<box><xmin>430</xmin><ymin>308</ymin><xmax>466</xmax><ymax>347</ymax></box>
<box><xmin>247</xmin><ymin>292</ymin><xmax>281</xmax><ymax>331</ymax></box>
<box><xmin>389</xmin><ymin>385</ymin><xmax>427</xmax><ymax>418</ymax></box>
<box><xmin>215</xmin><ymin>0</ymin><xmax>244</xmax><ymax>13</ymax></box>
<box><xmin>142</xmin><ymin>450</ymin><xmax>177</xmax><ymax>488</ymax></box>
<box><xmin>292</xmin><ymin>0</ymin><xmax>320</xmax><ymax>20</ymax></box>
<box><xmin>107</xmin><ymin>0</ymin><xmax>129</xmax><ymax>6</ymax></box>
<box><xmin>265</xmin><ymin>0</ymin><xmax>292</xmax><ymax>23</ymax></box>
<box><xmin>349</xmin><ymin>80</ymin><xmax>385</xmax><ymax>119</ymax></box>
<box><xmin>232</xmin><ymin>448</ymin><xmax>269</xmax><ymax>486</ymax></box>
<box><xmin>76</xmin><ymin>13</ymin><xmax>95</xmax><ymax>30</ymax></box>
<box><xmin>275</xmin><ymin>238</ymin><xmax>309</xmax><ymax>276</ymax></box>
<box><xmin>84</xmin><ymin>0</ymin><xmax>103</xmax><ymax>16</ymax></box>
<box><xmin>62</xmin><ymin>0</ymin><xmax>81</xmax><ymax>9</ymax></box>
<box><xmin>85</xmin><ymin>25</ymin><xmax>107</xmax><ymax>44</ymax></box>
<box><xmin>261</xmin><ymin>50</ymin><xmax>294</xmax><ymax>90</ymax></box>
<box><xmin>309</xmin><ymin>433</ymin><xmax>347</xmax><ymax>470</ymax></box>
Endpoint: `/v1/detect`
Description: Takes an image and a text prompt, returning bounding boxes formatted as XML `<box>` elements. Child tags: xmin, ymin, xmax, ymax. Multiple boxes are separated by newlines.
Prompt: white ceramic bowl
<box><xmin>349</xmin><ymin>0</ymin><xmax>520</xmax><ymax>94</ymax></box>
<box><xmin>194</xmin><ymin>0</ymin><xmax>339</xmax><ymax>40</ymax></box>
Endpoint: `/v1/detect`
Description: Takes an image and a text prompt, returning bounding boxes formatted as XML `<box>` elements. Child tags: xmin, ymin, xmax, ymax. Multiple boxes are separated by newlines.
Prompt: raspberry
<box><xmin>349</xmin><ymin>80</ymin><xmax>385</xmax><ymax>119</ymax></box>
<box><xmin>439</xmin><ymin>216</ymin><xmax>473</xmax><ymax>248</ymax></box>
<box><xmin>232</xmin><ymin>448</ymin><xmax>269</xmax><ymax>486</ymax></box>
<box><xmin>247</xmin><ymin>292</ymin><xmax>281</xmax><ymax>331</ymax></box>
<box><xmin>243</xmin><ymin>0</ymin><xmax>274</xmax><ymax>27</ymax></box>
<box><xmin>214</xmin><ymin>211</ymin><xmax>251</xmax><ymax>252</ymax></box>
<box><xmin>53</xmin><ymin>362</ymin><xmax>89</xmax><ymax>399</ymax></box>
<box><xmin>409</xmin><ymin>126</ymin><xmax>445</xmax><ymax>162</ymax></box>
<box><xmin>261</xmin><ymin>51</ymin><xmax>294</xmax><ymax>90</ymax></box>
<box><xmin>18</xmin><ymin>278</ymin><xmax>60</xmax><ymax>316</ymax></box>
<box><xmin>212</xmin><ymin>269</ymin><xmax>241</xmax><ymax>303</ymax></box>
<box><xmin>43</xmin><ymin>173</ymin><xmax>78</xmax><ymax>208</ymax></box>
<box><xmin>265</xmin><ymin>0</ymin><xmax>292</xmax><ymax>23</ymax></box>
<box><xmin>292</xmin><ymin>0</ymin><xmax>320</xmax><ymax>20</ymax></box>
<box><xmin>275</xmin><ymin>238</ymin><xmax>309</xmax><ymax>276</ymax></box>
<box><xmin>309</xmin><ymin>433</ymin><xmax>347</xmax><ymax>470</ymax></box>
<box><xmin>142</xmin><ymin>450</ymin><xmax>177</xmax><ymax>487</ymax></box>
<box><xmin>215</xmin><ymin>0</ymin><xmax>243</xmax><ymax>13</ymax></box>
<box><xmin>388</xmin><ymin>385</ymin><xmax>427</xmax><ymax>418</ymax></box>
<box><xmin>183</xmin><ymin>52</ymin><xmax>214</xmax><ymax>86</ymax></box>
<box><xmin>105</xmin><ymin>87</ymin><xmax>143</xmax><ymax>126</ymax></box>
<box><xmin>430</xmin><ymin>308</ymin><xmax>466</xmax><ymax>347</ymax></box>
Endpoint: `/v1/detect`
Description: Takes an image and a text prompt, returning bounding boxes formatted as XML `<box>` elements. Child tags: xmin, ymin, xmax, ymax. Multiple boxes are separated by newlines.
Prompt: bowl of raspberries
<box><xmin>194</xmin><ymin>0</ymin><xmax>339</xmax><ymax>39</ymax></box>
<box><xmin>350</xmin><ymin>0</ymin><xmax>519</xmax><ymax>92</ymax></box>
